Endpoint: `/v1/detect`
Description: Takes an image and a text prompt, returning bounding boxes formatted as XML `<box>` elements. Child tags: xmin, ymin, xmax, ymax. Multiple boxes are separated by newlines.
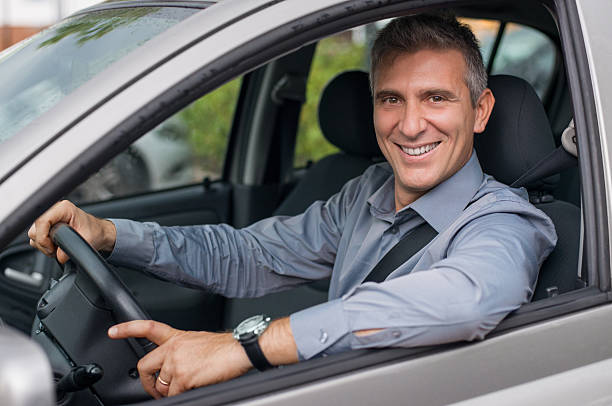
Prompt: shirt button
<box><xmin>319</xmin><ymin>329</ymin><xmax>328</xmax><ymax>344</ymax></box>
<box><xmin>392</xmin><ymin>330</ymin><xmax>401</xmax><ymax>338</ymax></box>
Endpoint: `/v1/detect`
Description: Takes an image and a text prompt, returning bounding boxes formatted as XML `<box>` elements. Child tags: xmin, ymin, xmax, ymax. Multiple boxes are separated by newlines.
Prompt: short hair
<box><xmin>369</xmin><ymin>13</ymin><xmax>487</xmax><ymax>106</ymax></box>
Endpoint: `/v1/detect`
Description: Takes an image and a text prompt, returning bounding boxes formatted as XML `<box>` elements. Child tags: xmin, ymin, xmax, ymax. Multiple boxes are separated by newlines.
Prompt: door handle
<box><xmin>4</xmin><ymin>267</ymin><xmax>43</xmax><ymax>288</ymax></box>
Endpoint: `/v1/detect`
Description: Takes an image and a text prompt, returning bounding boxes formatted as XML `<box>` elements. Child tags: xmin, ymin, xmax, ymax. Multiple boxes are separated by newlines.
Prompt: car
<box><xmin>0</xmin><ymin>0</ymin><xmax>610</xmax><ymax>405</ymax></box>
<box><xmin>67</xmin><ymin>117</ymin><xmax>194</xmax><ymax>203</ymax></box>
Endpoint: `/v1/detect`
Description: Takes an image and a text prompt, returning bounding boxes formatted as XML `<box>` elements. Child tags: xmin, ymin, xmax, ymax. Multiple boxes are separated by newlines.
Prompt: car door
<box><xmin>117</xmin><ymin>0</ymin><xmax>611</xmax><ymax>404</ymax></box>
<box><xmin>1</xmin><ymin>0</ymin><xmax>611</xmax><ymax>404</ymax></box>
<box><xmin>0</xmin><ymin>3</ymin><xmax>318</xmax><ymax>334</ymax></box>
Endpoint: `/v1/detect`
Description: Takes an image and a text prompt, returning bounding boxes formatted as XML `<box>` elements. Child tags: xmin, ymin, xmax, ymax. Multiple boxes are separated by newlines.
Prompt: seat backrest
<box><xmin>476</xmin><ymin>75</ymin><xmax>581</xmax><ymax>300</ymax></box>
<box><xmin>275</xmin><ymin>70</ymin><xmax>381</xmax><ymax>216</ymax></box>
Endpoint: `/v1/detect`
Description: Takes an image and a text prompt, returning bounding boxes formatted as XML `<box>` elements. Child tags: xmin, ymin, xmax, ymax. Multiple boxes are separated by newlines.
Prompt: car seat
<box><xmin>475</xmin><ymin>75</ymin><xmax>581</xmax><ymax>300</ymax></box>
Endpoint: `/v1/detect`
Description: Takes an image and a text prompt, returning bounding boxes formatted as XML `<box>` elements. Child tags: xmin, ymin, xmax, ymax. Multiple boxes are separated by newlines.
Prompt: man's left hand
<box><xmin>108</xmin><ymin>320</ymin><xmax>252</xmax><ymax>398</ymax></box>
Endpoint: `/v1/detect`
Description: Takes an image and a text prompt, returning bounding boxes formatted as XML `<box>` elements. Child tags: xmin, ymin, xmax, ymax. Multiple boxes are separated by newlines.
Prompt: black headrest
<box><xmin>318</xmin><ymin>71</ymin><xmax>381</xmax><ymax>158</ymax></box>
<box><xmin>475</xmin><ymin>75</ymin><xmax>558</xmax><ymax>190</ymax></box>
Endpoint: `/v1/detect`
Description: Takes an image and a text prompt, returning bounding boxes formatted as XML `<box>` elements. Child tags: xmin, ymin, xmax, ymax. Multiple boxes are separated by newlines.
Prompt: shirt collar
<box><xmin>368</xmin><ymin>150</ymin><xmax>484</xmax><ymax>232</ymax></box>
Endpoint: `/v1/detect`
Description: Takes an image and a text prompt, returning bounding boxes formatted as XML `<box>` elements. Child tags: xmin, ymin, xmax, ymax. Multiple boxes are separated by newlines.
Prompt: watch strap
<box><xmin>241</xmin><ymin>336</ymin><xmax>273</xmax><ymax>371</ymax></box>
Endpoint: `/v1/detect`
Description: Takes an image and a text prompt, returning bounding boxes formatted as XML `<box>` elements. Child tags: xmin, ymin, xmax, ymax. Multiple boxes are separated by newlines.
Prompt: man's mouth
<box><xmin>399</xmin><ymin>141</ymin><xmax>441</xmax><ymax>157</ymax></box>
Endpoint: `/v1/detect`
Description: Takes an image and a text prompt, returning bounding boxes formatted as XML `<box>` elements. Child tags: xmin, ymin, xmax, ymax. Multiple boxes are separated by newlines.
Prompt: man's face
<box><xmin>373</xmin><ymin>48</ymin><xmax>494</xmax><ymax>210</ymax></box>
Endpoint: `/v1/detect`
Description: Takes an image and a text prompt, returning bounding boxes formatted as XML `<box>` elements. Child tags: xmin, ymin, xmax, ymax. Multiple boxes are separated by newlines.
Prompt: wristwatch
<box><xmin>233</xmin><ymin>314</ymin><xmax>273</xmax><ymax>371</ymax></box>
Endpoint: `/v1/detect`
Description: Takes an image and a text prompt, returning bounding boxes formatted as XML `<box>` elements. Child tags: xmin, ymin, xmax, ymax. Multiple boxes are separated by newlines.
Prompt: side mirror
<box><xmin>0</xmin><ymin>325</ymin><xmax>54</xmax><ymax>406</ymax></box>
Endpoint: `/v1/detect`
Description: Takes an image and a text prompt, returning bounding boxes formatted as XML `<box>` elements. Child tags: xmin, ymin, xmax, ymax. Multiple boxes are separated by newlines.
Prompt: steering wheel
<box><xmin>32</xmin><ymin>223</ymin><xmax>155</xmax><ymax>404</ymax></box>
<box><xmin>50</xmin><ymin>223</ymin><xmax>154</xmax><ymax>342</ymax></box>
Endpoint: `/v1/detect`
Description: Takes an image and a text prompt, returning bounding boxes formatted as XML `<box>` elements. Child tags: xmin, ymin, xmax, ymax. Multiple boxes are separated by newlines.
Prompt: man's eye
<box><xmin>430</xmin><ymin>95</ymin><xmax>445</xmax><ymax>103</ymax></box>
<box><xmin>383</xmin><ymin>96</ymin><xmax>399</xmax><ymax>104</ymax></box>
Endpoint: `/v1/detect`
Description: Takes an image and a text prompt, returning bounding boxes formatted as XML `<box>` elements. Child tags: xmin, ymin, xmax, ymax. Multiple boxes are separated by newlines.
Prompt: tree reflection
<box><xmin>39</xmin><ymin>8</ymin><xmax>158</xmax><ymax>48</ymax></box>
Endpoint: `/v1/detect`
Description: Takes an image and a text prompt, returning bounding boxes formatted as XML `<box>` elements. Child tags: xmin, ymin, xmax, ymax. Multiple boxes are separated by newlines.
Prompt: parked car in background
<box><xmin>68</xmin><ymin>117</ymin><xmax>194</xmax><ymax>202</ymax></box>
<box><xmin>0</xmin><ymin>0</ymin><xmax>610</xmax><ymax>405</ymax></box>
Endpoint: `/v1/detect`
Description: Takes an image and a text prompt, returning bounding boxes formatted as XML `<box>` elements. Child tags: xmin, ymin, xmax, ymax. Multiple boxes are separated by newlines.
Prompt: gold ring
<box><xmin>157</xmin><ymin>376</ymin><xmax>170</xmax><ymax>386</ymax></box>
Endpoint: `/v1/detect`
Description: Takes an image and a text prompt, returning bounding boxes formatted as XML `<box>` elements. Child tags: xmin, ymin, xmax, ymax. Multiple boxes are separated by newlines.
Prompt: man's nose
<box><xmin>398</xmin><ymin>101</ymin><xmax>427</xmax><ymax>138</ymax></box>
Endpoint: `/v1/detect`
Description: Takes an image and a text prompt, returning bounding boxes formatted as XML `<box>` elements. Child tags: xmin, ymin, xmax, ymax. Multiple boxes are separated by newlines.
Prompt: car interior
<box><xmin>1</xmin><ymin>0</ymin><xmax>579</xmax><ymax>332</ymax></box>
<box><xmin>0</xmin><ymin>0</ymin><xmax>589</xmax><ymax>403</ymax></box>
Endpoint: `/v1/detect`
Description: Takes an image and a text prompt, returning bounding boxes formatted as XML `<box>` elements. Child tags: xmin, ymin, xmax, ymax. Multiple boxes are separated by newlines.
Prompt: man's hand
<box><xmin>108</xmin><ymin>318</ymin><xmax>298</xmax><ymax>398</ymax></box>
<box><xmin>28</xmin><ymin>200</ymin><xmax>116</xmax><ymax>263</ymax></box>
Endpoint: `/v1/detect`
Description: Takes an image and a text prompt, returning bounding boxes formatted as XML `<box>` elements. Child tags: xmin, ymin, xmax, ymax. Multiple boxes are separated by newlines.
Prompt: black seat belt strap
<box><xmin>364</xmin><ymin>222</ymin><xmax>438</xmax><ymax>283</ymax></box>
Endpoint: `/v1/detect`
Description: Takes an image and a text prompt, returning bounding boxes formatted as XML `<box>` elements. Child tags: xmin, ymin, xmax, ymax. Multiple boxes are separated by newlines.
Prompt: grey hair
<box><xmin>369</xmin><ymin>13</ymin><xmax>487</xmax><ymax>106</ymax></box>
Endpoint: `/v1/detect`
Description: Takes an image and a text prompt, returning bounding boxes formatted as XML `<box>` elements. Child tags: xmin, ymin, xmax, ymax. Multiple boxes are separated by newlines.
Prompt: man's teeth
<box><xmin>401</xmin><ymin>142</ymin><xmax>440</xmax><ymax>156</ymax></box>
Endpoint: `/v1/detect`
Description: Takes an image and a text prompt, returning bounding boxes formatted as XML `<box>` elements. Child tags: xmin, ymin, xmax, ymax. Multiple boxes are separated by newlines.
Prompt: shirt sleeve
<box><xmin>106</xmin><ymin>175</ymin><xmax>363</xmax><ymax>298</ymax></box>
<box><xmin>289</xmin><ymin>210</ymin><xmax>557</xmax><ymax>360</ymax></box>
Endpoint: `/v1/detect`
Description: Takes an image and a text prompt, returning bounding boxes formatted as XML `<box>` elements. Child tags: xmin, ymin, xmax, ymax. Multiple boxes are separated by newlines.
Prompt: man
<box><xmin>29</xmin><ymin>14</ymin><xmax>556</xmax><ymax>399</ymax></box>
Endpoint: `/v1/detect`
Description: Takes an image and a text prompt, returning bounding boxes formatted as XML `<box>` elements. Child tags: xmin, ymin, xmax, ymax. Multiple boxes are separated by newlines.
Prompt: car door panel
<box><xmin>0</xmin><ymin>242</ymin><xmax>61</xmax><ymax>333</ymax></box>
<box><xmin>82</xmin><ymin>182</ymin><xmax>232</xmax><ymax>227</ymax></box>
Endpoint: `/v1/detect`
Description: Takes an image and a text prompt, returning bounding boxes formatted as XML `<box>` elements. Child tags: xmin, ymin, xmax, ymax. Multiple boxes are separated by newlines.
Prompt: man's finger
<box><xmin>167</xmin><ymin>379</ymin><xmax>186</xmax><ymax>397</ymax></box>
<box><xmin>155</xmin><ymin>374</ymin><xmax>172</xmax><ymax>398</ymax></box>
<box><xmin>108</xmin><ymin>320</ymin><xmax>177</xmax><ymax>345</ymax></box>
<box><xmin>136</xmin><ymin>347</ymin><xmax>167</xmax><ymax>399</ymax></box>
<box><xmin>56</xmin><ymin>248</ymin><xmax>70</xmax><ymax>265</ymax></box>
<box><xmin>34</xmin><ymin>218</ymin><xmax>55</xmax><ymax>256</ymax></box>
<box><xmin>27</xmin><ymin>223</ymin><xmax>36</xmax><ymax>240</ymax></box>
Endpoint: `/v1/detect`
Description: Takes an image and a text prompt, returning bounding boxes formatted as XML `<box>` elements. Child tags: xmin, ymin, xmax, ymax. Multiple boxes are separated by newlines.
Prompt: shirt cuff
<box><xmin>290</xmin><ymin>298</ymin><xmax>352</xmax><ymax>360</ymax></box>
<box><xmin>106</xmin><ymin>218</ymin><xmax>156</xmax><ymax>270</ymax></box>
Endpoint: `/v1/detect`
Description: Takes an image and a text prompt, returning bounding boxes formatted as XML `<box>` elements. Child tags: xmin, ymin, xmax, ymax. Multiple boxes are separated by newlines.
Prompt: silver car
<box><xmin>0</xmin><ymin>0</ymin><xmax>610</xmax><ymax>405</ymax></box>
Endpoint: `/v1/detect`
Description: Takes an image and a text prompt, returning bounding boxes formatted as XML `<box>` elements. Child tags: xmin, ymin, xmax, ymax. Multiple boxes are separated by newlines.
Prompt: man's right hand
<box><xmin>28</xmin><ymin>200</ymin><xmax>117</xmax><ymax>264</ymax></box>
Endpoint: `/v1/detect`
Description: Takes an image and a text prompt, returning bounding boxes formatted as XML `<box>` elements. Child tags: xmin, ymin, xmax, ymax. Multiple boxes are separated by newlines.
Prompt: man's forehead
<box><xmin>373</xmin><ymin>48</ymin><xmax>468</xmax><ymax>91</ymax></box>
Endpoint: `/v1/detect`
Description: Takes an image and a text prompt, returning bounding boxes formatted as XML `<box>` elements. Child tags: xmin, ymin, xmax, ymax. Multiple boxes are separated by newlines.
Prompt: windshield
<box><xmin>0</xmin><ymin>6</ymin><xmax>199</xmax><ymax>144</ymax></box>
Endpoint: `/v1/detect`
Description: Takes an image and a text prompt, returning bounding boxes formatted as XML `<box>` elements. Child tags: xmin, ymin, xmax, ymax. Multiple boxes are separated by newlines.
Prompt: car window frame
<box><xmin>0</xmin><ymin>0</ymin><xmax>609</xmax><ymax>403</ymax></box>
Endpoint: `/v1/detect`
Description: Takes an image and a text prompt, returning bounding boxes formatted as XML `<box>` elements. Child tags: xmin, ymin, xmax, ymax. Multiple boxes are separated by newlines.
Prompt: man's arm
<box><xmin>289</xmin><ymin>210</ymin><xmax>556</xmax><ymax>360</ymax></box>
<box><xmin>105</xmin><ymin>172</ymin><xmax>365</xmax><ymax>297</ymax></box>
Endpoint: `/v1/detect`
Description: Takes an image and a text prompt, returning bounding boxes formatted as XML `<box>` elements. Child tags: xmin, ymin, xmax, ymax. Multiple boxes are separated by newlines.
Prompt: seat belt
<box><xmin>511</xmin><ymin>120</ymin><xmax>578</xmax><ymax>188</ymax></box>
<box><xmin>364</xmin><ymin>222</ymin><xmax>438</xmax><ymax>283</ymax></box>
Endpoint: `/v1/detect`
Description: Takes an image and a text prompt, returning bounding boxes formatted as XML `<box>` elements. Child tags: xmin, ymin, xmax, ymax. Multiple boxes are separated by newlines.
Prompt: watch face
<box><xmin>234</xmin><ymin>315</ymin><xmax>270</xmax><ymax>340</ymax></box>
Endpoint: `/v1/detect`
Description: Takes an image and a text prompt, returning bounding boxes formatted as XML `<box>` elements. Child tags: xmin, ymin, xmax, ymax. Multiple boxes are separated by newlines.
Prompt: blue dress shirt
<box><xmin>108</xmin><ymin>152</ymin><xmax>557</xmax><ymax>360</ymax></box>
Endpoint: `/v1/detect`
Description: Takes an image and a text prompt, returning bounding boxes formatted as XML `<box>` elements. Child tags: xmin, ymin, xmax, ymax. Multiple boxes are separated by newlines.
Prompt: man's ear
<box><xmin>473</xmin><ymin>88</ymin><xmax>495</xmax><ymax>134</ymax></box>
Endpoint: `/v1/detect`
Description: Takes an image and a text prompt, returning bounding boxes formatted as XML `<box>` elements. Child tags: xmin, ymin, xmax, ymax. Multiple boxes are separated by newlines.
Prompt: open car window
<box><xmin>1</xmin><ymin>0</ymin><xmax>609</xmax><ymax>404</ymax></box>
<box><xmin>68</xmin><ymin>78</ymin><xmax>240</xmax><ymax>203</ymax></box>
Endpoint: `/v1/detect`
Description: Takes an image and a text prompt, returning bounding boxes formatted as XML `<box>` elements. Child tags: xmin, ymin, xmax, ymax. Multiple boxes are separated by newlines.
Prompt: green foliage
<box><xmin>178</xmin><ymin>32</ymin><xmax>367</xmax><ymax>175</ymax></box>
<box><xmin>294</xmin><ymin>34</ymin><xmax>367</xmax><ymax>167</ymax></box>
<box><xmin>179</xmin><ymin>78</ymin><xmax>241</xmax><ymax>176</ymax></box>
<box><xmin>39</xmin><ymin>8</ymin><xmax>158</xmax><ymax>48</ymax></box>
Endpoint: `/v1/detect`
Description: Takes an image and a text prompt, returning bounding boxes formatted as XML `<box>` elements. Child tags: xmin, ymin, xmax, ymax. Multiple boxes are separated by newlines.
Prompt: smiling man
<box><xmin>29</xmin><ymin>14</ymin><xmax>556</xmax><ymax>398</ymax></box>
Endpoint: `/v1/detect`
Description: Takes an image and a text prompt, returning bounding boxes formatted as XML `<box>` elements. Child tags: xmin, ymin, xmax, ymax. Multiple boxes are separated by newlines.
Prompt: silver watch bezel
<box><xmin>233</xmin><ymin>314</ymin><xmax>271</xmax><ymax>341</ymax></box>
